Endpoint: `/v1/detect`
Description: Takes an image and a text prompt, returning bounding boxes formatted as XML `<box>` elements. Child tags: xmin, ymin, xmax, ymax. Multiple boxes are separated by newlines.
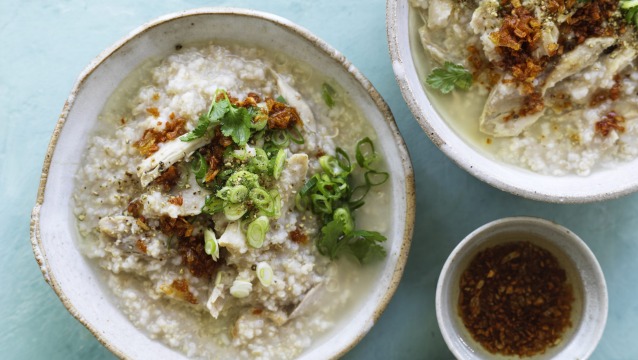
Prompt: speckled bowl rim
<box><xmin>386</xmin><ymin>0</ymin><xmax>638</xmax><ymax>203</ymax></box>
<box><xmin>435</xmin><ymin>216</ymin><xmax>608</xmax><ymax>359</ymax></box>
<box><xmin>29</xmin><ymin>7</ymin><xmax>416</xmax><ymax>360</ymax></box>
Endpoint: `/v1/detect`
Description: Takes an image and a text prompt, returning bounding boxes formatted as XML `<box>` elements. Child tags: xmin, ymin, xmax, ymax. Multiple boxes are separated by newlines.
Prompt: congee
<box><xmin>412</xmin><ymin>0</ymin><xmax>638</xmax><ymax>175</ymax></box>
<box><xmin>73</xmin><ymin>43</ymin><xmax>390</xmax><ymax>359</ymax></box>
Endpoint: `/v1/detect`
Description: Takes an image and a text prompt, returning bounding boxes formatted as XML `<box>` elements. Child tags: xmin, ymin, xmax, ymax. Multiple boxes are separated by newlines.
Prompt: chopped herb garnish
<box><xmin>180</xmin><ymin>92</ymin><xmax>227</xmax><ymax>142</ymax></box>
<box><xmin>621</xmin><ymin>0</ymin><xmax>638</xmax><ymax>27</ymax></box>
<box><xmin>316</xmin><ymin>220</ymin><xmax>387</xmax><ymax>264</ymax></box>
<box><xmin>346</xmin><ymin>230</ymin><xmax>387</xmax><ymax>264</ymax></box>
<box><xmin>180</xmin><ymin>114</ymin><xmax>211</xmax><ymax>142</ymax></box>
<box><xmin>178</xmin><ymin>88</ymin><xmax>387</xmax><ymax>265</ymax></box>
<box><xmin>180</xmin><ymin>90</ymin><xmax>258</xmax><ymax>146</ymax></box>
<box><xmin>321</xmin><ymin>82</ymin><xmax>336</xmax><ymax>108</ymax></box>
<box><xmin>275</xmin><ymin>95</ymin><xmax>287</xmax><ymax>103</ymax></box>
<box><xmin>297</xmin><ymin>139</ymin><xmax>389</xmax><ymax>264</ymax></box>
<box><xmin>425</xmin><ymin>61</ymin><xmax>473</xmax><ymax>94</ymax></box>
<box><xmin>219</xmin><ymin>103</ymin><xmax>252</xmax><ymax>146</ymax></box>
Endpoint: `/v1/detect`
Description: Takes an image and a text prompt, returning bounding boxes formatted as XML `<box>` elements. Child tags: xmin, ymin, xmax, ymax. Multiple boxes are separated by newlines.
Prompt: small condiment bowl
<box><xmin>436</xmin><ymin>217</ymin><xmax>607</xmax><ymax>360</ymax></box>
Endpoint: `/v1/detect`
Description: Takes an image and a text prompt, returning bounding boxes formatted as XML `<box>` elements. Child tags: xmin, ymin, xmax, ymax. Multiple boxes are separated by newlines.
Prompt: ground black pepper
<box><xmin>459</xmin><ymin>241</ymin><xmax>574</xmax><ymax>356</ymax></box>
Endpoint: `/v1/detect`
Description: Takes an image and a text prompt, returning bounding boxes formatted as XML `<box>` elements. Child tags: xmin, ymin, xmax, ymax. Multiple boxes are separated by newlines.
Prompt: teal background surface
<box><xmin>2</xmin><ymin>0</ymin><xmax>637</xmax><ymax>359</ymax></box>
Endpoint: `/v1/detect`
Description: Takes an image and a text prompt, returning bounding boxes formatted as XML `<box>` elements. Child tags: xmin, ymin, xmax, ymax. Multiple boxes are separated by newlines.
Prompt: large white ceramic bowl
<box><xmin>30</xmin><ymin>8</ymin><xmax>415</xmax><ymax>359</ymax></box>
<box><xmin>387</xmin><ymin>0</ymin><xmax>638</xmax><ymax>203</ymax></box>
<box><xmin>436</xmin><ymin>217</ymin><xmax>607</xmax><ymax>359</ymax></box>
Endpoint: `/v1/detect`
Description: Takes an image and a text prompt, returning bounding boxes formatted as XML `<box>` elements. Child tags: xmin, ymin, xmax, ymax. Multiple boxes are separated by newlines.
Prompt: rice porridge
<box><xmin>73</xmin><ymin>44</ymin><xmax>390</xmax><ymax>359</ymax></box>
<box><xmin>411</xmin><ymin>0</ymin><xmax>638</xmax><ymax>176</ymax></box>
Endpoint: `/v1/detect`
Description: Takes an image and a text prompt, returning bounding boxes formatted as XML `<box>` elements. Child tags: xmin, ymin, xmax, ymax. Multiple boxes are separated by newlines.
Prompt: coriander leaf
<box><xmin>317</xmin><ymin>219</ymin><xmax>346</xmax><ymax>259</ymax></box>
<box><xmin>180</xmin><ymin>93</ymin><xmax>230</xmax><ymax>142</ymax></box>
<box><xmin>220</xmin><ymin>105</ymin><xmax>252</xmax><ymax>146</ymax></box>
<box><xmin>321</xmin><ymin>82</ymin><xmax>336</xmax><ymax>108</ymax></box>
<box><xmin>210</xmin><ymin>95</ymin><xmax>231</xmax><ymax>121</ymax></box>
<box><xmin>275</xmin><ymin>95</ymin><xmax>287</xmax><ymax>104</ymax></box>
<box><xmin>346</xmin><ymin>230</ymin><xmax>387</xmax><ymax>264</ymax></box>
<box><xmin>425</xmin><ymin>62</ymin><xmax>473</xmax><ymax>94</ymax></box>
<box><xmin>180</xmin><ymin>114</ymin><xmax>211</xmax><ymax>142</ymax></box>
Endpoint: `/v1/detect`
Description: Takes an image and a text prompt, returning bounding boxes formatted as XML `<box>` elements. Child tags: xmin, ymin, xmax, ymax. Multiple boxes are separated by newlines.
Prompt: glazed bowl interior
<box><xmin>436</xmin><ymin>217</ymin><xmax>607</xmax><ymax>360</ymax></box>
<box><xmin>32</xmin><ymin>8</ymin><xmax>414</xmax><ymax>359</ymax></box>
<box><xmin>387</xmin><ymin>0</ymin><xmax>638</xmax><ymax>203</ymax></box>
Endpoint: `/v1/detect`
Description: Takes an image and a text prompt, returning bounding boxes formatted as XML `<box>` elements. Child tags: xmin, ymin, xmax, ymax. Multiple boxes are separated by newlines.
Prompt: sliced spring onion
<box><xmin>176</xmin><ymin>162</ymin><xmax>190</xmax><ymax>189</ymax></box>
<box><xmin>299</xmin><ymin>175</ymin><xmax>319</xmax><ymax>196</ymax></box>
<box><xmin>230</xmin><ymin>279</ymin><xmax>253</xmax><ymax>298</ymax></box>
<box><xmin>311</xmin><ymin>194</ymin><xmax>332</xmax><ymax>214</ymax></box>
<box><xmin>204</xmin><ymin>228</ymin><xmax>219</xmax><ymax>261</ymax></box>
<box><xmin>348</xmin><ymin>184</ymin><xmax>370</xmax><ymax>209</ymax></box>
<box><xmin>250</xmin><ymin>112</ymin><xmax>268</xmax><ymax>131</ymax></box>
<box><xmin>321</xmin><ymin>82</ymin><xmax>336</xmax><ymax>108</ymax></box>
<box><xmin>256</xmin><ymin>262</ymin><xmax>274</xmax><ymax>287</ymax></box>
<box><xmin>224</xmin><ymin>202</ymin><xmax>248</xmax><ymax>221</ymax></box>
<box><xmin>216</xmin><ymin>186</ymin><xmax>231</xmax><ymax>200</ymax></box>
<box><xmin>191</xmin><ymin>152</ymin><xmax>209</xmax><ymax>183</ymax></box>
<box><xmin>295</xmin><ymin>192</ymin><xmax>310</xmax><ymax>211</ymax></box>
<box><xmin>287</xmin><ymin>126</ymin><xmax>305</xmax><ymax>144</ymax></box>
<box><xmin>333</xmin><ymin>207</ymin><xmax>354</xmax><ymax>235</ymax></box>
<box><xmin>202</xmin><ymin>195</ymin><xmax>225</xmax><ymax>215</ymax></box>
<box><xmin>364</xmin><ymin>170</ymin><xmax>389</xmax><ymax>186</ymax></box>
<box><xmin>232</xmin><ymin>146</ymin><xmax>256</xmax><ymax>161</ymax></box>
<box><xmin>319</xmin><ymin>155</ymin><xmax>344</xmax><ymax>177</ymax></box>
<box><xmin>271</xmin><ymin>130</ymin><xmax>290</xmax><ymax>148</ymax></box>
<box><xmin>249</xmin><ymin>148</ymin><xmax>269</xmax><ymax>173</ymax></box>
<box><xmin>270</xmin><ymin>189</ymin><xmax>282</xmax><ymax>219</ymax></box>
<box><xmin>317</xmin><ymin>178</ymin><xmax>343</xmax><ymax>200</ymax></box>
<box><xmin>214</xmin><ymin>271</ymin><xmax>224</xmax><ymax>286</ymax></box>
<box><xmin>335</xmin><ymin>147</ymin><xmax>352</xmax><ymax>174</ymax></box>
<box><xmin>262</xmin><ymin>142</ymin><xmax>280</xmax><ymax>157</ymax></box>
<box><xmin>250</xmin><ymin>187</ymin><xmax>273</xmax><ymax>212</ymax></box>
<box><xmin>227</xmin><ymin>170</ymin><xmax>260</xmax><ymax>189</ymax></box>
<box><xmin>272</xmin><ymin>149</ymin><xmax>286</xmax><ymax>180</ymax></box>
<box><xmin>355</xmin><ymin>137</ymin><xmax>378</xmax><ymax>170</ymax></box>
<box><xmin>247</xmin><ymin>216</ymin><xmax>269</xmax><ymax>248</ymax></box>
<box><xmin>228</xmin><ymin>185</ymin><xmax>249</xmax><ymax>204</ymax></box>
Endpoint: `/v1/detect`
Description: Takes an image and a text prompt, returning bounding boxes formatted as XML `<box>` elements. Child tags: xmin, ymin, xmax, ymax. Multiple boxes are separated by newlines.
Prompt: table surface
<box><xmin>2</xmin><ymin>0</ymin><xmax>637</xmax><ymax>359</ymax></box>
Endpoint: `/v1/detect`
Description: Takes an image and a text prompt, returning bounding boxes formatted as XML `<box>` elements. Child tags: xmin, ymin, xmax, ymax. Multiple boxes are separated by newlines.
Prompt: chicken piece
<box><xmin>137</xmin><ymin>135</ymin><xmax>210</xmax><ymax>187</ymax></box>
<box><xmin>98</xmin><ymin>216</ymin><xmax>167</xmax><ymax>258</ymax></box>
<box><xmin>600</xmin><ymin>46</ymin><xmax>637</xmax><ymax>85</ymax></box>
<box><xmin>269</xmin><ymin>69</ymin><xmax>316</xmax><ymax>132</ymax></box>
<box><xmin>98</xmin><ymin>216</ymin><xmax>142</xmax><ymax>238</ymax></box>
<box><xmin>470</xmin><ymin>0</ymin><xmax>501</xmax><ymax>62</ymax></box>
<box><xmin>427</xmin><ymin>0</ymin><xmax>453</xmax><ymax>29</ymax></box>
<box><xmin>288</xmin><ymin>283</ymin><xmax>324</xmax><ymax>320</ymax></box>
<box><xmin>543</xmin><ymin>37</ymin><xmax>616</xmax><ymax>90</ymax></box>
<box><xmin>217</xmin><ymin>221</ymin><xmax>248</xmax><ymax>255</ymax></box>
<box><xmin>206</xmin><ymin>270</ymin><xmax>233</xmax><ymax>319</ymax></box>
<box><xmin>418</xmin><ymin>26</ymin><xmax>452</xmax><ymax>65</ymax></box>
<box><xmin>480</xmin><ymin>37</ymin><xmax>616</xmax><ymax>137</ymax></box>
<box><xmin>277</xmin><ymin>153</ymin><xmax>309</xmax><ymax>215</ymax></box>
<box><xmin>138</xmin><ymin>170</ymin><xmax>208</xmax><ymax>219</ymax></box>
<box><xmin>206</xmin><ymin>284</ymin><xmax>226</xmax><ymax>318</ymax></box>
<box><xmin>470</xmin><ymin>0</ymin><xmax>500</xmax><ymax>34</ymax></box>
<box><xmin>478</xmin><ymin>80</ymin><xmax>546</xmax><ymax>137</ymax></box>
